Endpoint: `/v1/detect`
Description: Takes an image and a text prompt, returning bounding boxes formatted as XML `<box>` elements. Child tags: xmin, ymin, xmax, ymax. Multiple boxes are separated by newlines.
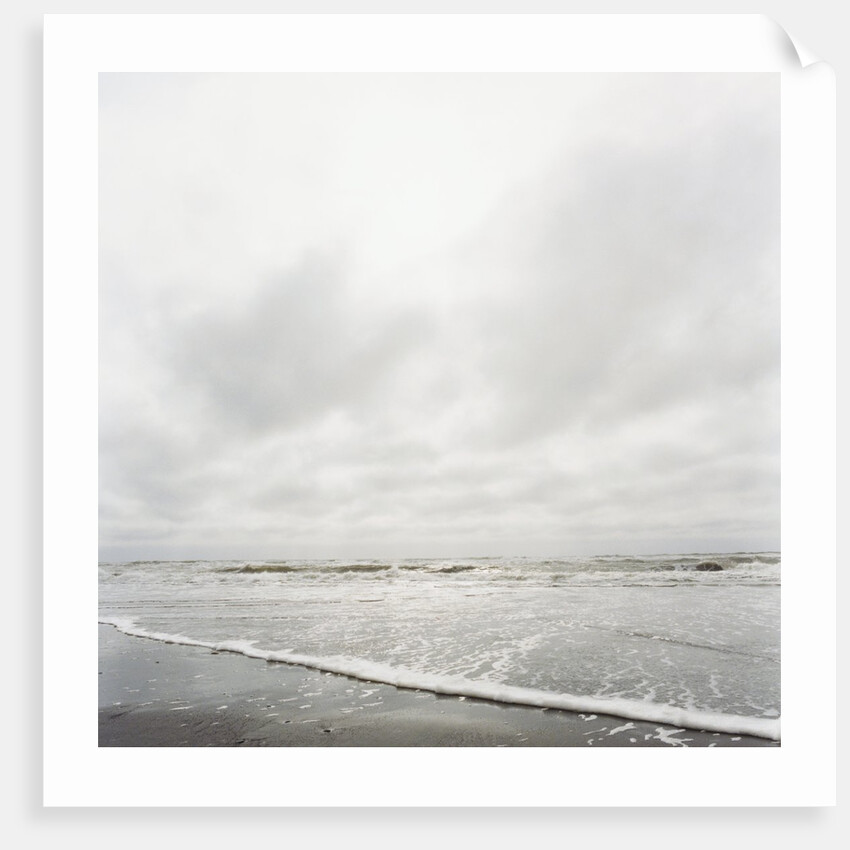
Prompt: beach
<box><xmin>99</xmin><ymin>624</ymin><xmax>778</xmax><ymax>748</ymax></box>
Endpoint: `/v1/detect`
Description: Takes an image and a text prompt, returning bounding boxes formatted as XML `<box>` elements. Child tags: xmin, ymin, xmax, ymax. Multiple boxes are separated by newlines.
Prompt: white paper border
<box><xmin>43</xmin><ymin>13</ymin><xmax>835</xmax><ymax>807</ymax></box>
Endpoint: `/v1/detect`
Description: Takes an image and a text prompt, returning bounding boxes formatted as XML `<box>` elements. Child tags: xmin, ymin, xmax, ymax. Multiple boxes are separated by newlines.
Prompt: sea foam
<box><xmin>99</xmin><ymin>617</ymin><xmax>781</xmax><ymax>741</ymax></box>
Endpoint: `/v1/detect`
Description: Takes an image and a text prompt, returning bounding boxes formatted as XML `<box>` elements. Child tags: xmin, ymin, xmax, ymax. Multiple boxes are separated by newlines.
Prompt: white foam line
<box><xmin>99</xmin><ymin>618</ymin><xmax>781</xmax><ymax>741</ymax></box>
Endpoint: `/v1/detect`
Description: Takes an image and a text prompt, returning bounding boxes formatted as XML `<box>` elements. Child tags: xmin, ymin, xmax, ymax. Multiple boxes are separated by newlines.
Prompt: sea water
<box><xmin>98</xmin><ymin>553</ymin><xmax>780</xmax><ymax>739</ymax></box>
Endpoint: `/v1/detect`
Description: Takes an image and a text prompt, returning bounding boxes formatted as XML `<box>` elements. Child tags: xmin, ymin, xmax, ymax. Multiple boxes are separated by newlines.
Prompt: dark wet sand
<box><xmin>99</xmin><ymin>624</ymin><xmax>779</xmax><ymax>748</ymax></box>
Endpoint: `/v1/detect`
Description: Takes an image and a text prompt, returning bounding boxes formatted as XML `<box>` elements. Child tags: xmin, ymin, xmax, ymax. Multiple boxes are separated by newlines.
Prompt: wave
<box><xmin>214</xmin><ymin>562</ymin><xmax>485</xmax><ymax>576</ymax></box>
<box><xmin>137</xmin><ymin>554</ymin><xmax>784</xmax><ymax>585</ymax></box>
<box><xmin>659</xmin><ymin>561</ymin><xmax>724</xmax><ymax>572</ymax></box>
<box><xmin>217</xmin><ymin>563</ymin><xmax>394</xmax><ymax>574</ymax></box>
<box><xmin>98</xmin><ymin>617</ymin><xmax>781</xmax><ymax>742</ymax></box>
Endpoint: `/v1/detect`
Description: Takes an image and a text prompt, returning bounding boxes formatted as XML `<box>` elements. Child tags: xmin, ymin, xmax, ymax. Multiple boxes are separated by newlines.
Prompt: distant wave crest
<box><xmin>109</xmin><ymin>553</ymin><xmax>780</xmax><ymax>588</ymax></box>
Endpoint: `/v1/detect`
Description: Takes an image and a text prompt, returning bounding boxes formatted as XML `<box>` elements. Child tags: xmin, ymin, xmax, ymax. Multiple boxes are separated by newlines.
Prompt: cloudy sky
<box><xmin>99</xmin><ymin>73</ymin><xmax>779</xmax><ymax>561</ymax></box>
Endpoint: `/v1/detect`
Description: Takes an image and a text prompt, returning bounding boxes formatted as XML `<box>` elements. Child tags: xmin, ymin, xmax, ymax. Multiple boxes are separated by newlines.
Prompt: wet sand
<box><xmin>98</xmin><ymin>624</ymin><xmax>778</xmax><ymax>748</ymax></box>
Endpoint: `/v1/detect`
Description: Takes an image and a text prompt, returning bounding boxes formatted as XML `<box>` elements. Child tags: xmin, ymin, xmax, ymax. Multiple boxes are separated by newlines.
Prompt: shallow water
<box><xmin>99</xmin><ymin>553</ymin><xmax>780</xmax><ymax>737</ymax></box>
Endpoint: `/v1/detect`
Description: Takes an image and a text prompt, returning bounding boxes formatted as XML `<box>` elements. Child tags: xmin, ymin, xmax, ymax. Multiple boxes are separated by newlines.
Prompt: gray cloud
<box><xmin>99</xmin><ymin>73</ymin><xmax>780</xmax><ymax>560</ymax></box>
<box><xmin>463</xmin><ymin>121</ymin><xmax>778</xmax><ymax>446</ymax></box>
<box><xmin>167</xmin><ymin>258</ymin><xmax>433</xmax><ymax>435</ymax></box>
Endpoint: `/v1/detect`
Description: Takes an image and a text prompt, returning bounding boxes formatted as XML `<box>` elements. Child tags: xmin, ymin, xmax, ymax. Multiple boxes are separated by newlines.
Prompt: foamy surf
<box><xmin>99</xmin><ymin>617</ymin><xmax>781</xmax><ymax>741</ymax></box>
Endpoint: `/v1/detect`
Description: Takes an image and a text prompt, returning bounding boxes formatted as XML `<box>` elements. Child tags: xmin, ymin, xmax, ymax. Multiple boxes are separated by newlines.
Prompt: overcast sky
<box><xmin>99</xmin><ymin>73</ymin><xmax>779</xmax><ymax>561</ymax></box>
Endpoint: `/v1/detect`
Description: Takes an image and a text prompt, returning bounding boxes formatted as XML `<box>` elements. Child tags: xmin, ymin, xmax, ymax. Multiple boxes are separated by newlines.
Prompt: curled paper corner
<box><xmin>765</xmin><ymin>16</ymin><xmax>823</xmax><ymax>69</ymax></box>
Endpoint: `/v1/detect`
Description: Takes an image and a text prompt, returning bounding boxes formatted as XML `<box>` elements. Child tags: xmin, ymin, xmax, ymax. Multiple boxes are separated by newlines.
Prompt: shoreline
<box><xmin>99</xmin><ymin>624</ymin><xmax>779</xmax><ymax>747</ymax></box>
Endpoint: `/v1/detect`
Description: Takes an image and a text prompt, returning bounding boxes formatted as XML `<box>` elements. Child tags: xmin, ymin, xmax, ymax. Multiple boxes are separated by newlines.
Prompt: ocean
<box><xmin>98</xmin><ymin>552</ymin><xmax>781</xmax><ymax>741</ymax></box>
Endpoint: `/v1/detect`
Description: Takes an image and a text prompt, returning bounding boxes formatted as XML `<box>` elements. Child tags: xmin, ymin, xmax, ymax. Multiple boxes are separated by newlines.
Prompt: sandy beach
<box><xmin>99</xmin><ymin>624</ymin><xmax>778</xmax><ymax>748</ymax></box>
